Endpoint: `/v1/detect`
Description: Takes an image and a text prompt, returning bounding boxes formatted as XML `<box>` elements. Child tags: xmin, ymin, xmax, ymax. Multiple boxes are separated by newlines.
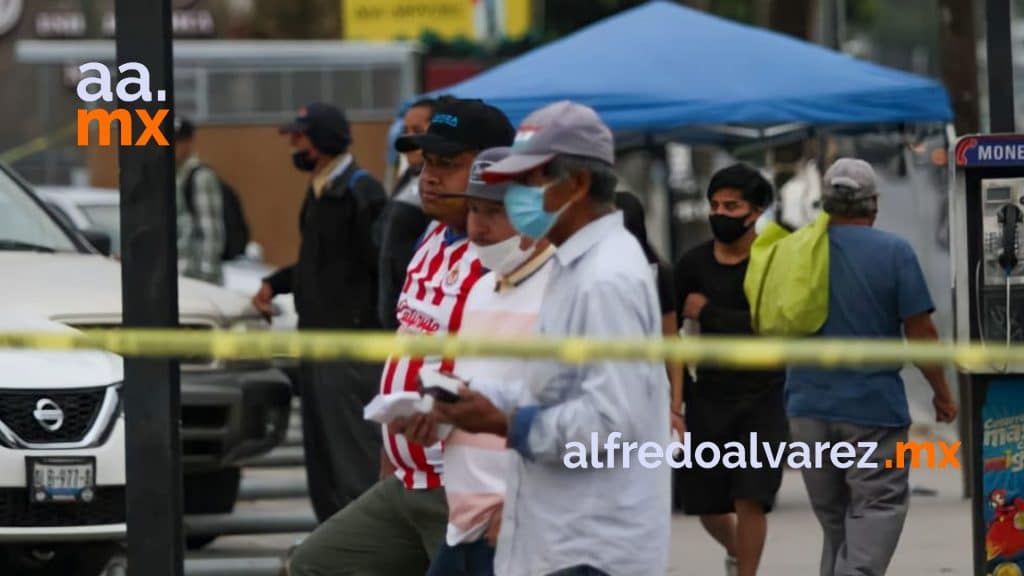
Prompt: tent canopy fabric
<box><xmin>421</xmin><ymin>0</ymin><xmax>952</xmax><ymax>142</ymax></box>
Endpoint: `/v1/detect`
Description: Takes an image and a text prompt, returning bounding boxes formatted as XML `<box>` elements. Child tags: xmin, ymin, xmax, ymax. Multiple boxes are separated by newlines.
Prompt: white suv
<box><xmin>0</xmin><ymin>161</ymin><xmax>292</xmax><ymax>557</ymax></box>
<box><xmin>0</xmin><ymin>314</ymin><xmax>125</xmax><ymax>575</ymax></box>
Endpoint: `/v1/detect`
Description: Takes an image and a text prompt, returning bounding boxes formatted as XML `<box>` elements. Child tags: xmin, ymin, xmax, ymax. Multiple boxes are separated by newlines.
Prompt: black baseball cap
<box><xmin>279</xmin><ymin>102</ymin><xmax>351</xmax><ymax>155</ymax></box>
<box><xmin>395</xmin><ymin>99</ymin><xmax>515</xmax><ymax>156</ymax></box>
<box><xmin>174</xmin><ymin>116</ymin><xmax>194</xmax><ymax>139</ymax></box>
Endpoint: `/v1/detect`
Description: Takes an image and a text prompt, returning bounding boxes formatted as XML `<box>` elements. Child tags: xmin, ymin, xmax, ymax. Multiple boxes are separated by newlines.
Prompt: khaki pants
<box><xmin>288</xmin><ymin>475</ymin><xmax>448</xmax><ymax>576</ymax></box>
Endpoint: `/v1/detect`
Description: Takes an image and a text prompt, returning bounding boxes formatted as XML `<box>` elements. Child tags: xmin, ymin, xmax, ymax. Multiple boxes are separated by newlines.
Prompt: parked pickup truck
<box><xmin>0</xmin><ymin>164</ymin><xmax>292</xmax><ymax>548</ymax></box>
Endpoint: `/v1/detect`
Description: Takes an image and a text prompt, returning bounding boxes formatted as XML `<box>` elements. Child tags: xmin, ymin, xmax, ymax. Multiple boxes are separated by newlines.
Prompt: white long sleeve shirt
<box><xmin>493</xmin><ymin>212</ymin><xmax>671</xmax><ymax>576</ymax></box>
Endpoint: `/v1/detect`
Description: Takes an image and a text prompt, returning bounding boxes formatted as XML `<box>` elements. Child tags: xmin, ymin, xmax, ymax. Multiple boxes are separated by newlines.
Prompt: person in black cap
<box><xmin>288</xmin><ymin>98</ymin><xmax>515</xmax><ymax>576</ymax></box>
<box><xmin>174</xmin><ymin>116</ymin><xmax>225</xmax><ymax>284</ymax></box>
<box><xmin>377</xmin><ymin>96</ymin><xmax>452</xmax><ymax>329</ymax></box>
<box><xmin>253</xmin><ymin>102</ymin><xmax>388</xmax><ymax>523</ymax></box>
<box><xmin>673</xmin><ymin>163</ymin><xmax>784</xmax><ymax>576</ymax></box>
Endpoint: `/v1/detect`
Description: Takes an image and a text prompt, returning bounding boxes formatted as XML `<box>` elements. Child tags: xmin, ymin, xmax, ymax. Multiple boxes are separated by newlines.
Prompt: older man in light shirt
<box><xmin>434</xmin><ymin>101</ymin><xmax>671</xmax><ymax>576</ymax></box>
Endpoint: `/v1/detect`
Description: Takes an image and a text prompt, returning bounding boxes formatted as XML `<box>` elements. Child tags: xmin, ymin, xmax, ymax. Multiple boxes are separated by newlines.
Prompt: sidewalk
<box><xmin>667</xmin><ymin>464</ymin><xmax>971</xmax><ymax>575</ymax></box>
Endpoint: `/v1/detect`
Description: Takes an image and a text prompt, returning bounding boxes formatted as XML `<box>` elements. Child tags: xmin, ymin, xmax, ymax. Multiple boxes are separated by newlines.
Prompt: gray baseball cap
<box><xmin>823</xmin><ymin>158</ymin><xmax>878</xmax><ymax>201</ymax></box>
<box><xmin>482</xmin><ymin>100</ymin><xmax>614</xmax><ymax>182</ymax></box>
<box><xmin>466</xmin><ymin>147</ymin><xmax>512</xmax><ymax>202</ymax></box>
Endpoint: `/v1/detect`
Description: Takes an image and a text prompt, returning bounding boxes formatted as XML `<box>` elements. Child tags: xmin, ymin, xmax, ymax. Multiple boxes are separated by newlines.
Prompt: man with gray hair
<box><xmin>786</xmin><ymin>158</ymin><xmax>958</xmax><ymax>576</ymax></box>
<box><xmin>431</xmin><ymin>100</ymin><xmax>671</xmax><ymax>576</ymax></box>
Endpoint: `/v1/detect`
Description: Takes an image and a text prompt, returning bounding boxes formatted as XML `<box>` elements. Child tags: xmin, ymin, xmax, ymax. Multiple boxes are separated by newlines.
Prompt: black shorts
<box><xmin>678</xmin><ymin>385</ymin><xmax>787</xmax><ymax>516</ymax></box>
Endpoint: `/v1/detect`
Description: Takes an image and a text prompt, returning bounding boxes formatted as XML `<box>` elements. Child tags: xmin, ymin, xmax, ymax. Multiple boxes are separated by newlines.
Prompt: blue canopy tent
<box><xmin>385</xmin><ymin>0</ymin><xmax>954</xmax><ymax>261</ymax></box>
<box><xmin>392</xmin><ymin>0</ymin><xmax>952</xmax><ymax>150</ymax></box>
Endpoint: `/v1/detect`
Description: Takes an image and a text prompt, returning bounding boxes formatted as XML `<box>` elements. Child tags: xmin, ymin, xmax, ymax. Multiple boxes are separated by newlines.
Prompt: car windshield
<box><xmin>80</xmin><ymin>204</ymin><xmax>122</xmax><ymax>255</ymax></box>
<box><xmin>0</xmin><ymin>170</ymin><xmax>77</xmax><ymax>252</ymax></box>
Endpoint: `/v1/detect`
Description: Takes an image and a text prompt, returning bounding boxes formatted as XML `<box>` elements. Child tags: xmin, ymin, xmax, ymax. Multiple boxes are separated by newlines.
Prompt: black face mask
<box><xmin>292</xmin><ymin>150</ymin><xmax>317</xmax><ymax>172</ymax></box>
<box><xmin>709</xmin><ymin>213</ymin><xmax>753</xmax><ymax>244</ymax></box>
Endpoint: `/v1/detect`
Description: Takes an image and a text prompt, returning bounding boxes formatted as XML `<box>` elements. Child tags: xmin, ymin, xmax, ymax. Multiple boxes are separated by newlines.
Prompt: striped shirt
<box><xmin>381</xmin><ymin>221</ymin><xmax>483</xmax><ymax>490</ymax></box>
<box><xmin>442</xmin><ymin>247</ymin><xmax>555</xmax><ymax>545</ymax></box>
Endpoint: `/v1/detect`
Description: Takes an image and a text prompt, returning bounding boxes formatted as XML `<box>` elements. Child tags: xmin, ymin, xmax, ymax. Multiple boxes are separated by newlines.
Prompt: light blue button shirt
<box><xmin>490</xmin><ymin>211</ymin><xmax>671</xmax><ymax>576</ymax></box>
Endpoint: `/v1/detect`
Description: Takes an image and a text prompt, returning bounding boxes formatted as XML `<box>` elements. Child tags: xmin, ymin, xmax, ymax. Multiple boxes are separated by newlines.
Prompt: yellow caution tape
<box><xmin>0</xmin><ymin>329</ymin><xmax>1011</xmax><ymax>370</ymax></box>
<box><xmin>0</xmin><ymin>124</ymin><xmax>78</xmax><ymax>165</ymax></box>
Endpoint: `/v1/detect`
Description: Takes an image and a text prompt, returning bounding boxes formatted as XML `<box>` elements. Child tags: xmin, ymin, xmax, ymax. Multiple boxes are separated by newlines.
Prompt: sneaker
<box><xmin>725</xmin><ymin>555</ymin><xmax>738</xmax><ymax>576</ymax></box>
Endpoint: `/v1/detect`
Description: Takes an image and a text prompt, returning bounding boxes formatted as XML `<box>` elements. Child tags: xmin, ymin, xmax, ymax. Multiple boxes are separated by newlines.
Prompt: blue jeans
<box><xmin>426</xmin><ymin>540</ymin><xmax>496</xmax><ymax>576</ymax></box>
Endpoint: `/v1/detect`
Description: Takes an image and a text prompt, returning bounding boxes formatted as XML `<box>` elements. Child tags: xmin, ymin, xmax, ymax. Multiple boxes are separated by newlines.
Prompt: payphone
<box><xmin>977</xmin><ymin>179</ymin><xmax>1024</xmax><ymax>347</ymax></box>
<box><xmin>952</xmin><ymin>135</ymin><xmax>1024</xmax><ymax>576</ymax></box>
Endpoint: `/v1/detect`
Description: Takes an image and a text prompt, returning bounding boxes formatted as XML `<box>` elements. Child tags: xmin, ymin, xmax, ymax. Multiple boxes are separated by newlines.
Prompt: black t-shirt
<box><xmin>653</xmin><ymin>261</ymin><xmax>676</xmax><ymax>318</ymax></box>
<box><xmin>673</xmin><ymin>241</ymin><xmax>783</xmax><ymax>399</ymax></box>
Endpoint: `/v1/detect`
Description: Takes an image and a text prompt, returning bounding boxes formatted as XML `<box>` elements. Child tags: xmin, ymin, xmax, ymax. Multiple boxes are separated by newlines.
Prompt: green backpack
<box><xmin>744</xmin><ymin>212</ymin><xmax>830</xmax><ymax>335</ymax></box>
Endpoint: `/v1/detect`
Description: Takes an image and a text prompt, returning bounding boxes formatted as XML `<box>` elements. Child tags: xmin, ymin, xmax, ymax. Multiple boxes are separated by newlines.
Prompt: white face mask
<box><xmin>473</xmin><ymin>236</ymin><xmax>534</xmax><ymax>276</ymax></box>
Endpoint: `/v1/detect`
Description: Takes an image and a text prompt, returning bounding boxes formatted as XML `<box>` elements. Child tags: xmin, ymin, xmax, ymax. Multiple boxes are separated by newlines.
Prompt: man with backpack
<box><xmin>786</xmin><ymin>158</ymin><xmax>957</xmax><ymax>576</ymax></box>
<box><xmin>174</xmin><ymin>117</ymin><xmax>251</xmax><ymax>284</ymax></box>
<box><xmin>175</xmin><ymin>117</ymin><xmax>228</xmax><ymax>284</ymax></box>
<box><xmin>252</xmin><ymin>102</ymin><xmax>388</xmax><ymax>522</ymax></box>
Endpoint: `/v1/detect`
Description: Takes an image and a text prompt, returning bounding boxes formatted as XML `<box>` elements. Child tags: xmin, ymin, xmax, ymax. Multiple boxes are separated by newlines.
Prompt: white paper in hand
<box><xmin>418</xmin><ymin>367</ymin><xmax>464</xmax><ymax>398</ymax></box>
<box><xmin>436</xmin><ymin>423</ymin><xmax>455</xmax><ymax>440</ymax></box>
<box><xmin>363</xmin><ymin>392</ymin><xmax>433</xmax><ymax>425</ymax></box>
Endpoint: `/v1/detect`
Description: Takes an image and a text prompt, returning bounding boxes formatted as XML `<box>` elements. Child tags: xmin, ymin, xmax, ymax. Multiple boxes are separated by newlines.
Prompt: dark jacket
<box><xmin>266</xmin><ymin>162</ymin><xmax>387</xmax><ymax>330</ymax></box>
<box><xmin>377</xmin><ymin>168</ymin><xmax>431</xmax><ymax>329</ymax></box>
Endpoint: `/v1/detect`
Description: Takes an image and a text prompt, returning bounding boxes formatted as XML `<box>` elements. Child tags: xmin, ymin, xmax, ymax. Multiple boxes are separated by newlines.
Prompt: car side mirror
<box><xmin>81</xmin><ymin>229</ymin><xmax>112</xmax><ymax>256</ymax></box>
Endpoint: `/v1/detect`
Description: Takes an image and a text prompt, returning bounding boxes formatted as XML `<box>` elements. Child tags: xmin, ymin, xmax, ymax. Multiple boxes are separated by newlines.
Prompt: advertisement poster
<box><xmin>983</xmin><ymin>378</ymin><xmax>1024</xmax><ymax>576</ymax></box>
<box><xmin>343</xmin><ymin>0</ymin><xmax>531</xmax><ymax>41</ymax></box>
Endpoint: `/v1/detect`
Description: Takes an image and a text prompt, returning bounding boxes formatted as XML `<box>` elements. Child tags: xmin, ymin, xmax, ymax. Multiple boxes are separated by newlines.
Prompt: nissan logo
<box><xmin>33</xmin><ymin>399</ymin><xmax>64</xmax><ymax>432</ymax></box>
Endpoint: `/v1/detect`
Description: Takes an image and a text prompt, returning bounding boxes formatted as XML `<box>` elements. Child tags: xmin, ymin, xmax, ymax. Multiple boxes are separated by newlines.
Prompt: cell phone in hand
<box><xmin>418</xmin><ymin>369</ymin><xmax>465</xmax><ymax>403</ymax></box>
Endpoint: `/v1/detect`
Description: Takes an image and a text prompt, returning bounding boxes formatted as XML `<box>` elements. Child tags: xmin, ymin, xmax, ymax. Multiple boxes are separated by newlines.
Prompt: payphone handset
<box><xmin>978</xmin><ymin>178</ymin><xmax>1024</xmax><ymax>370</ymax></box>
<box><xmin>982</xmin><ymin>179</ymin><xmax>1024</xmax><ymax>285</ymax></box>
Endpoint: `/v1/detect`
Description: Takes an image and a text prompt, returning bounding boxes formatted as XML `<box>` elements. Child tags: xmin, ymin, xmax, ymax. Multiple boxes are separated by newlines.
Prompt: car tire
<box><xmin>0</xmin><ymin>542</ymin><xmax>120</xmax><ymax>576</ymax></box>
<box><xmin>184</xmin><ymin>467</ymin><xmax>241</xmax><ymax>550</ymax></box>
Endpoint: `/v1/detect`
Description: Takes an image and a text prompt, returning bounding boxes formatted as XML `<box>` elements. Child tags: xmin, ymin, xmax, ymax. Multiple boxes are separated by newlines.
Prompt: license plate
<box><xmin>27</xmin><ymin>457</ymin><xmax>96</xmax><ymax>504</ymax></box>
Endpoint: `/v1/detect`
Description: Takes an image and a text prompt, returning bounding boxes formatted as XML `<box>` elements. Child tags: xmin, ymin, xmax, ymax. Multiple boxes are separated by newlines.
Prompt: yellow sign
<box><xmin>342</xmin><ymin>0</ymin><xmax>531</xmax><ymax>41</ymax></box>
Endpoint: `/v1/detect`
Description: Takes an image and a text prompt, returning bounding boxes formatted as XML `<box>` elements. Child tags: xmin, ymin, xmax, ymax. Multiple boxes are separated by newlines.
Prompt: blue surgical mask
<box><xmin>504</xmin><ymin>180</ymin><xmax>569</xmax><ymax>239</ymax></box>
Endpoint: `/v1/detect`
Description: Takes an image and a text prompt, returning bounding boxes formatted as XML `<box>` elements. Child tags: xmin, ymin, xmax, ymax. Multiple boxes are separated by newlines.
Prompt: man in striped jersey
<box><xmin>289</xmin><ymin>99</ymin><xmax>515</xmax><ymax>576</ymax></box>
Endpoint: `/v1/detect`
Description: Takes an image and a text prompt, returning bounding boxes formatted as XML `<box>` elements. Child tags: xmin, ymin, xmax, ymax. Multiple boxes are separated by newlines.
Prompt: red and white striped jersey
<box><xmin>381</xmin><ymin>221</ymin><xmax>483</xmax><ymax>490</ymax></box>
